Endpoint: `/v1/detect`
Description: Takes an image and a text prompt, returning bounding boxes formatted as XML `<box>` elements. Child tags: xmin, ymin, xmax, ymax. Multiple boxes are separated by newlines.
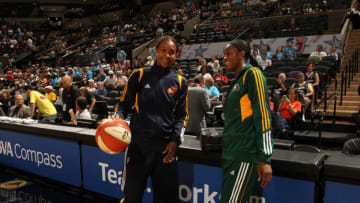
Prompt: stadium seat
<box><xmin>343</xmin><ymin>138</ymin><xmax>360</xmax><ymax>154</ymax></box>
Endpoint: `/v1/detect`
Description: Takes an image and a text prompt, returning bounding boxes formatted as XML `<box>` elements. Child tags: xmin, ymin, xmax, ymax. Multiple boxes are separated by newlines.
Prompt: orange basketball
<box><xmin>95</xmin><ymin>118</ymin><xmax>131</xmax><ymax>154</ymax></box>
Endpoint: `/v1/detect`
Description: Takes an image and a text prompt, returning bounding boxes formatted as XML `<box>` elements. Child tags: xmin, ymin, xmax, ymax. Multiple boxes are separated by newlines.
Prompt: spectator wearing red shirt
<box><xmin>213</xmin><ymin>68</ymin><xmax>228</xmax><ymax>87</ymax></box>
<box><xmin>4</xmin><ymin>70</ymin><xmax>14</xmax><ymax>80</ymax></box>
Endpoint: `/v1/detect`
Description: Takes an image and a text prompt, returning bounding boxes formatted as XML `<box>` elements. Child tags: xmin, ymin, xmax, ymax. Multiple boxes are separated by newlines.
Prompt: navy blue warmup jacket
<box><xmin>116</xmin><ymin>65</ymin><xmax>188</xmax><ymax>151</ymax></box>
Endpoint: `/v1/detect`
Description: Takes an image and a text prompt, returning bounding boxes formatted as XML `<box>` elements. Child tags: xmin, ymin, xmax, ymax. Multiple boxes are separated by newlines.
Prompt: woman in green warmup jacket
<box><xmin>221</xmin><ymin>39</ymin><xmax>273</xmax><ymax>203</ymax></box>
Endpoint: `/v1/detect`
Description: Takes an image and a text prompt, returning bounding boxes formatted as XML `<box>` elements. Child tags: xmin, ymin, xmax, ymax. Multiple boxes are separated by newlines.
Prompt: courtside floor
<box><xmin>0</xmin><ymin>166</ymin><xmax>118</xmax><ymax>203</ymax></box>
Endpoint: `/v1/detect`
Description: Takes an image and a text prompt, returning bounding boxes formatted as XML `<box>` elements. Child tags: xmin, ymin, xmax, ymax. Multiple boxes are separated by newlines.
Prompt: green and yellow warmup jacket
<box><xmin>223</xmin><ymin>64</ymin><xmax>273</xmax><ymax>163</ymax></box>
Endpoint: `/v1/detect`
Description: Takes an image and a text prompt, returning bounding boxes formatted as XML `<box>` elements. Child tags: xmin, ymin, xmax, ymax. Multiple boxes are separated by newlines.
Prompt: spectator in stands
<box><xmin>95</xmin><ymin>68</ymin><xmax>107</xmax><ymax>82</ymax></box>
<box><xmin>305</xmin><ymin>62</ymin><xmax>320</xmax><ymax>99</ymax></box>
<box><xmin>283</xmin><ymin>17</ymin><xmax>299</xmax><ymax>31</ymax></box>
<box><xmin>51</xmin><ymin>73</ymin><xmax>62</xmax><ymax>87</ymax></box>
<box><xmin>79</xmin><ymin>87</ymin><xmax>96</xmax><ymax>114</ymax></box>
<box><xmin>204</xmin><ymin>77</ymin><xmax>220</xmax><ymax>101</ymax></box>
<box><xmin>213</xmin><ymin>68</ymin><xmax>229</xmax><ymax>87</ymax></box>
<box><xmin>251</xmin><ymin>43</ymin><xmax>261</xmax><ymax>56</ymax></box>
<box><xmin>73</xmin><ymin>66</ymin><xmax>81</xmax><ymax>77</ymax></box>
<box><xmin>87</xmin><ymin>79</ymin><xmax>96</xmax><ymax>94</ymax></box>
<box><xmin>4</xmin><ymin>70</ymin><xmax>14</xmax><ymax>80</ymax></box>
<box><xmin>284</xmin><ymin>39</ymin><xmax>297</xmax><ymax>59</ymax></box>
<box><xmin>291</xmin><ymin>72</ymin><xmax>314</xmax><ymax>108</ymax></box>
<box><xmin>186</xmin><ymin>75</ymin><xmax>211</xmax><ymax>136</ymax></box>
<box><xmin>103</xmin><ymin>71</ymin><xmax>117</xmax><ymax>89</ymax></box>
<box><xmin>328</xmin><ymin>46</ymin><xmax>339</xmax><ymax>61</ymax></box>
<box><xmin>90</xmin><ymin>62</ymin><xmax>98</xmax><ymax>71</ymax></box>
<box><xmin>0</xmin><ymin>89</ymin><xmax>13</xmax><ymax>115</ymax></box>
<box><xmin>45</xmin><ymin>86</ymin><xmax>56</xmax><ymax>103</ymax></box>
<box><xmin>117</xmin><ymin>47</ymin><xmax>127</xmax><ymax>63</ymax></box>
<box><xmin>25</xmin><ymin>85</ymin><xmax>57</xmax><ymax>123</ymax></box>
<box><xmin>61</xmin><ymin>75</ymin><xmax>80</xmax><ymax>123</ymax></box>
<box><xmin>115</xmin><ymin>71</ymin><xmax>128</xmax><ymax>87</ymax></box>
<box><xmin>198</xmin><ymin>66</ymin><xmax>213</xmax><ymax>80</ymax></box>
<box><xmin>96</xmin><ymin>82</ymin><xmax>107</xmax><ymax>97</ymax></box>
<box><xmin>310</xmin><ymin>45</ymin><xmax>327</xmax><ymax>59</ymax></box>
<box><xmin>275</xmin><ymin>46</ymin><xmax>285</xmax><ymax>60</ymax></box>
<box><xmin>83</xmin><ymin>66</ymin><xmax>93</xmax><ymax>80</ymax></box>
<box><xmin>264</xmin><ymin>45</ymin><xmax>273</xmax><ymax>59</ymax></box>
<box><xmin>68</xmin><ymin>96</ymin><xmax>91</xmax><ymax>125</ymax></box>
<box><xmin>196</xmin><ymin>57</ymin><xmax>207</xmax><ymax>71</ymax></box>
<box><xmin>212</xmin><ymin>60</ymin><xmax>221</xmax><ymax>73</ymax></box>
<box><xmin>96</xmin><ymin>60</ymin><xmax>102</xmax><ymax>70</ymax></box>
<box><xmin>277</xmin><ymin>88</ymin><xmax>302</xmax><ymax>131</ymax></box>
<box><xmin>133</xmin><ymin>59</ymin><xmax>142</xmax><ymax>70</ymax></box>
<box><xmin>123</xmin><ymin>60</ymin><xmax>132</xmax><ymax>72</ymax></box>
<box><xmin>274</xmin><ymin>73</ymin><xmax>289</xmax><ymax>97</ymax></box>
<box><xmin>144</xmin><ymin>56</ymin><xmax>155</xmax><ymax>67</ymax></box>
<box><xmin>8</xmin><ymin>95</ymin><xmax>31</xmax><ymax>118</ymax></box>
<box><xmin>259</xmin><ymin>53</ymin><xmax>272</xmax><ymax>71</ymax></box>
<box><xmin>251</xmin><ymin>49</ymin><xmax>262</xmax><ymax>64</ymax></box>
<box><xmin>207</xmin><ymin>56</ymin><xmax>217</xmax><ymax>68</ymax></box>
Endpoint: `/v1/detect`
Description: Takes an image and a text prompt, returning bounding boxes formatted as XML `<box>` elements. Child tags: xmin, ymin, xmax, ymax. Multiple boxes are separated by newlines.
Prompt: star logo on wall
<box><xmin>324</xmin><ymin>35</ymin><xmax>342</xmax><ymax>51</ymax></box>
<box><xmin>194</xmin><ymin>44</ymin><xmax>208</xmax><ymax>58</ymax></box>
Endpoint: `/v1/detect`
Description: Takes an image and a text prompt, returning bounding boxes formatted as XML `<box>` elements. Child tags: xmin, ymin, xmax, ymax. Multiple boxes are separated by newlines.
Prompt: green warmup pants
<box><xmin>221</xmin><ymin>161</ymin><xmax>258</xmax><ymax>203</ymax></box>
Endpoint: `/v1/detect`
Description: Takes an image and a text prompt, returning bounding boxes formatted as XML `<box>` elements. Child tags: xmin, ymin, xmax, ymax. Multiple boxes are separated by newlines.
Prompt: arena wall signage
<box><xmin>173</xmin><ymin>34</ymin><xmax>342</xmax><ymax>60</ymax></box>
<box><xmin>81</xmin><ymin>145</ymin><xmax>315</xmax><ymax>203</ymax></box>
<box><xmin>0</xmin><ymin>130</ymin><xmax>81</xmax><ymax>187</ymax></box>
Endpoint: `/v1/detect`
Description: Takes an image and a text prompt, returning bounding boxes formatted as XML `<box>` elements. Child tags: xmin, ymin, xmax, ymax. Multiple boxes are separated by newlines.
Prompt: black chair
<box><xmin>343</xmin><ymin>138</ymin><xmax>360</xmax><ymax>154</ymax></box>
<box><xmin>315</xmin><ymin>65</ymin><xmax>330</xmax><ymax>74</ymax></box>
<box><xmin>287</xmin><ymin>71</ymin><xmax>302</xmax><ymax>79</ymax></box>
<box><xmin>109</xmin><ymin>91</ymin><xmax>119</xmax><ymax>98</ymax></box>
<box><xmin>285</xmin><ymin>78</ymin><xmax>297</xmax><ymax>87</ymax></box>
<box><xmin>220</xmin><ymin>85</ymin><xmax>230</xmax><ymax>93</ymax></box>
<box><xmin>266</xmin><ymin>77</ymin><xmax>278</xmax><ymax>89</ymax></box>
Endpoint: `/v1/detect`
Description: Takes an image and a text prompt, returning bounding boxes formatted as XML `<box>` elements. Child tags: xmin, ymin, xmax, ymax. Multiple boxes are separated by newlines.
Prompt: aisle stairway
<box><xmin>317</xmin><ymin>73</ymin><xmax>360</xmax><ymax>117</ymax></box>
<box><xmin>341</xmin><ymin>29</ymin><xmax>360</xmax><ymax>71</ymax></box>
<box><xmin>315</xmin><ymin>29</ymin><xmax>360</xmax><ymax>118</ymax></box>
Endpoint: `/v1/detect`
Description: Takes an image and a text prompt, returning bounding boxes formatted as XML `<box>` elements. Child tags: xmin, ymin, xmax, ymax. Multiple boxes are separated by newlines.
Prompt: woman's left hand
<box><xmin>162</xmin><ymin>141</ymin><xmax>177</xmax><ymax>164</ymax></box>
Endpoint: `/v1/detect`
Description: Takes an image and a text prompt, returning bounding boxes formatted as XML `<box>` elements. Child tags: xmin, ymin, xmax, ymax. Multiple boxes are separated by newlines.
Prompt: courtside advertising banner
<box><xmin>81</xmin><ymin>145</ymin><xmax>315</xmax><ymax>202</ymax></box>
<box><xmin>324</xmin><ymin>181</ymin><xmax>359</xmax><ymax>203</ymax></box>
<box><xmin>81</xmin><ymin>145</ymin><xmax>223</xmax><ymax>202</ymax></box>
<box><xmin>0</xmin><ymin>130</ymin><xmax>81</xmax><ymax>186</ymax></box>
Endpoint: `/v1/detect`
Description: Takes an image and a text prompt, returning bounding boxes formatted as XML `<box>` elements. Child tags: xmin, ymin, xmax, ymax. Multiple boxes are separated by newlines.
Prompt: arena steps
<box><xmin>316</xmin><ymin>70</ymin><xmax>360</xmax><ymax>117</ymax></box>
<box><xmin>315</xmin><ymin>109</ymin><xmax>358</xmax><ymax>117</ymax></box>
<box><xmin>341</xmin><ymin>29</ymin><xmax>360</xmax><ymax>70</ymax></box>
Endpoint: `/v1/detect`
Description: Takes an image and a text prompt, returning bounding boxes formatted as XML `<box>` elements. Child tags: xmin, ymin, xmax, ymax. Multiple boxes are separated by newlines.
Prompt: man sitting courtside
<box><xmin>68</xmin><ymin>96</ymin><xmax>91</xmax><ymax>125</ymax></box>
<box><xmin>8</xmin><ymin>95</ymin><xmax>31</xmax><ymax>118</ymax></box>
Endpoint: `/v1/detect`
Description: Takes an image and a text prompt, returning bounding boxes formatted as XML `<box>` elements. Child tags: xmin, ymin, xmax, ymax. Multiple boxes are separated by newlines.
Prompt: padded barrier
<box><xmin>200</xmin><ymin>127</ymin><xmax>295</xmax><ymax>152</ymax></box>
<box><xmin>324</xmin><ymin>154</ymin><xmax>360</xmax><ymax>184</ymax></box>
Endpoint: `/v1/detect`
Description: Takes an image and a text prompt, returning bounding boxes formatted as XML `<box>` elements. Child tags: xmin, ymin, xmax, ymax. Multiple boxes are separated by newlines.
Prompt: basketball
<box><xmin>95</xmin><ymin>118</ymin><xmax>131</xmax><ymax>154</ymax></box>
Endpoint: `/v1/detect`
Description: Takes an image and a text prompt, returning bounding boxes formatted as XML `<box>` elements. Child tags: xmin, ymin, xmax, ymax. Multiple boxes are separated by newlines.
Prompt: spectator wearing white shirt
<box><xmin>207</xmin><ymin>56</ymin><xmax>217</xmax><ymax>68</ymax></box>
<box><xmin>251</xmin><ymin>49</ymin><xmax>262</xmax><ymax>65</ymax></box>
<box><xmin>26</xmin><ymin>37</ymin><xmax>33</xmax><ymax>48</ymax></box>
<box><xmin>310</xmin><ymin>45</ymin><xmax>327</xmax><ymax>59</ymax></box>
<box><xmin>68</xmin><ymin>96</ymin><xmax>91</xmax><ymax>125</ymax></box>
<box><xmin>9</xmin><ymin>36</ymin><xmax>17</xmax><ymax>49</ymax></box>
<box><xmin>259</xmin><ymin>53</ymin><xmax>272</xmax><ymax>71</ymax></box>
<box><xmin>212</xmin><ymin>60</ymin><xmax>221</xmax><ymax>73</ymax></box>
<box><xmin>103</xmin><ymin>71</ymin><xmax>118</xmax><ymax>88</ymax></box>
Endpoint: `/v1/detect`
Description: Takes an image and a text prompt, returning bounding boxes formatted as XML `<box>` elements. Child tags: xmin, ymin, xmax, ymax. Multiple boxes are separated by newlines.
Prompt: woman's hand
<box><xmin>162</xmin><ymin>141</ymin><xmax>177</xmax><ymax>164</ymax></box>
